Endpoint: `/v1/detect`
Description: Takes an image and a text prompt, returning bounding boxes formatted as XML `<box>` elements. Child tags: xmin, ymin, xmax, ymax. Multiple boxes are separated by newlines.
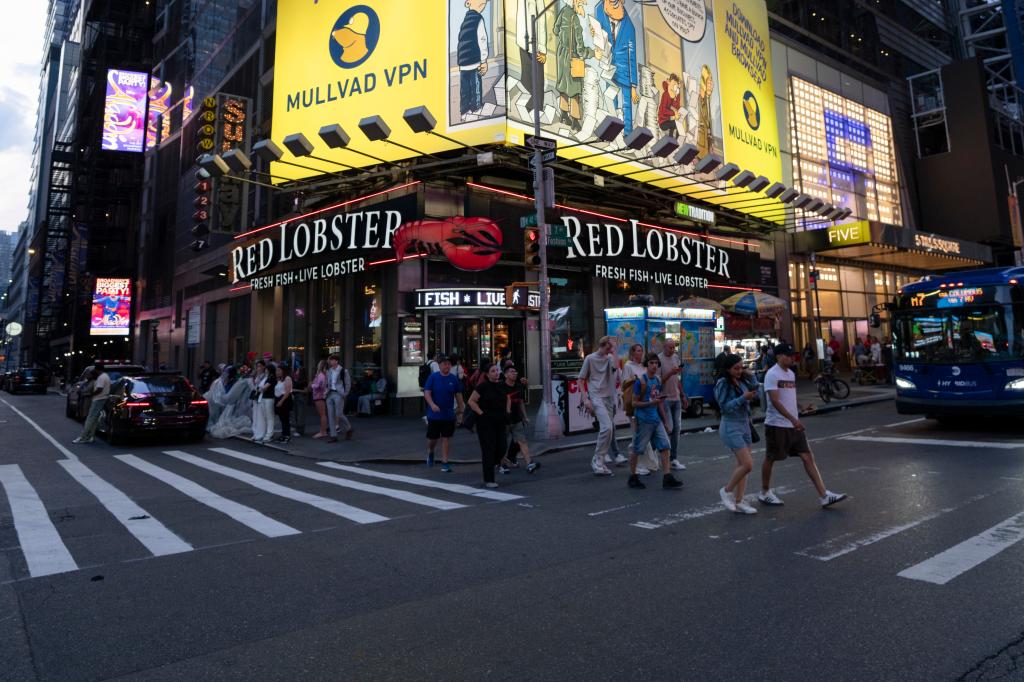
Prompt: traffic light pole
<box><xmin>809</xmin><ymin>251</ymin><xmax>823</xmax><ymax>371</ymax></box>
<box><xmin>530</xmin><ymin>8</ymin><xmax>563</xmax><ymax>441</ymax></box>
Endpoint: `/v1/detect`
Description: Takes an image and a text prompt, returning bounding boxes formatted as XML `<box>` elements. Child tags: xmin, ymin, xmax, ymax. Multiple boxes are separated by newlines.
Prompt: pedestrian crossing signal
<box><xmin>524</xmin><ymin>229</ymin><xmax>540</xmax><ymax>270</ymax></box>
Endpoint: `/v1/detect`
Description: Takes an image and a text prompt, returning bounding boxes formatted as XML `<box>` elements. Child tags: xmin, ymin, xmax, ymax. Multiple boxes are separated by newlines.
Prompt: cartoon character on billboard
<box><xmin>332</xmin><ymin>12</ymin><xmax>372</xmax><ymax>66</ymax></box>
<box><xmin>457</xmin><ymin>0</ymin><xmax>490</xmax><ymax>119</ymax></box>
<box><xmin>554</xmin><ymin>0</ymin><xmax>603</xmax><ymax>133</ymax></box>
<box><xmin>594</xmin><ymin>0</ymin><xmax>639</xmax><ymax>134</ymax></box>
<box><xmin>697</xmin><ymin>64</ymin><xmax>714</xmax><ymax>156</ymax></box>
<box><xmin>657</xmin><ymin>73</ymin><xmax>682</xmax><ymax>137</ymax></box>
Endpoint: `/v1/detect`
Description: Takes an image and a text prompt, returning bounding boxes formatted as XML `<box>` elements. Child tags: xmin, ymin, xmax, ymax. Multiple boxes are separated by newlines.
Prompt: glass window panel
<box><xmin>818</xmin><ymin>290</ymin><xmax>842</xmax><ymax>317</ymax></box>
<box><xmin>844</xmin><ymin>292</ymin><xmax>868</xmax><ymax>318</ymax></box>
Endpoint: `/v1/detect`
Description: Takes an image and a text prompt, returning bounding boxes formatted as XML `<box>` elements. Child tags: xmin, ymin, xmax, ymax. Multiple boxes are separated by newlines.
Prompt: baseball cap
<box><xmin>774</xmin><ymin>342</ymin><xmax>797</xmax><ymax>356</ymax></box>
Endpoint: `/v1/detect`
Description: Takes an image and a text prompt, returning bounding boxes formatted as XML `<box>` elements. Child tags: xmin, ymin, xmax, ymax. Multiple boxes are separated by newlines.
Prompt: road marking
<box><xmin>208</xmin><ymin>448</ymin><xmax>465</xmax><ymax>511</ymax></box>
<box><xmin>164</xmin><ymin>451</ymin><xmax>388</xmax><ymax>525</ymax></box>
<box><xmin>796</xmin><ymin>492</ymin><xmax>992</xmax><ymax>561</ymax></box>
<box><xmin>898</xmin><ymin>510</ymin><xmax>1024</xmax><ymax>585</ymax></box>
<box><xmin>588</xmin><ymin>502</ymin><xmax>640</xmax><ymax>517</ymax></box>
<box><xmin>56</xmin><ymin>459</ymin><xmax>192</xmax><ymax>556</ymax></box>
<box><xmin>116</xmin><ymin>455</ymin><xmax>300</xmax><ymax>538</ymax></box>
<box><xmin>1</xmin><ymin>398</ymin><xmax>79</xmax><ymax>461</ymax></box>
<box><xmin>0</xmin><ymin>465</ymin><xmax>78</xmax><ymax>577</ymax></box>
<box><xmin>882</xmin><ymin>417</ymin><xmax>926</xmax><ymax>428</ymax></box>
<box><xmin>631</xmin><ymin>486</ymin><xmax>797</xmax><ymax>529</ymax></box>
<box><xmin>840</xmin><ymin>435</ymin><xmax>1024</xmax><ymax>450</ymax></box>
<box><xmin>315</xmin><ymin>462</ymin><xmax>523</xmax><ymax>502</ymax></box>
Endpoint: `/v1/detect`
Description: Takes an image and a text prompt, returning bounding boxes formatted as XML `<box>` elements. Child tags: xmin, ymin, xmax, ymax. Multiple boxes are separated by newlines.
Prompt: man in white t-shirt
<box><xmin>74</xmin><ymin>364</ymin><xmax>112</xmax><ymax>444</ymax></box>
<box><xmin>759</xmin><ymin>343</ymin><xmax>847</xmax><ymax>508</ymax></box>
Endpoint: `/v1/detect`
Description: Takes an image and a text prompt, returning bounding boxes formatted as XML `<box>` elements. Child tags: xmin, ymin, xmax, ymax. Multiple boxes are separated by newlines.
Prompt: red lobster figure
<box><xmin>393</xmin><ymin>217</ymin><xmax>503</xmax><ymax>272</ymax></box>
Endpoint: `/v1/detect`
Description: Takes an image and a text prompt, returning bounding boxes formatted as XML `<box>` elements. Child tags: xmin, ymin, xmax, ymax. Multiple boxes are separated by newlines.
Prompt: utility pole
<box><xmin>809</xmin><ymin>251</ymin><xmax>823</xmax><ymax>371</ymax></box>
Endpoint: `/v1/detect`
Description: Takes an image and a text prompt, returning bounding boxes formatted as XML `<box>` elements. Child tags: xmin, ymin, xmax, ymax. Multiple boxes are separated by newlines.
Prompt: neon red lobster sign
<box><xmin>393</xmin><ymin>217</ymin><xmax>503</xmax><ymax>272</ymax></box>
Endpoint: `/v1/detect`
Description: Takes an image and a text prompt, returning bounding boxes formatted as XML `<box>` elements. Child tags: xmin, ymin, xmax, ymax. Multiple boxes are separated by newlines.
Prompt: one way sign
<box><xmin>526</xmin><ymin>135</ymin><xmax>557</xmax><ymax>150</ymax></box>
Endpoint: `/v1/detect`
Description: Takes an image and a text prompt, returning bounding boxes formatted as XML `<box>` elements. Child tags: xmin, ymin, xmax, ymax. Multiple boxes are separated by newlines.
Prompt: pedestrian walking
<box><xmin>252</xmin><ymin>361</ymin><xmax>276</xmax><ymax>443</ymax></box>
<box><xmin>273</xmin><ymin>364</ymin><xmax>294</xmax><ymax>444</ymax></box>
<box><xmin>579</xmin><ymin>335</ymin><xmax>621</xmax><ymax>476</ymax></box>
<box><xmin>310</xmin><ymin>360</ymin><xmax>329</xmax><ymax>438</ymax></box>
<box><xmin>467</xmin><ymin>363</ymin><xmax>507</xmax><ymax>488</ymax></box>
<box><xmin>325</xmin><ymin>354</ymin><xmax>353</xmax><ymax>442</ymax></box>
<box><xmin>423</xmin><ymin>355</ymin><xmax>466</xmax><ymax>473</ymax></box>
<box><xmin>621</xmin><ymin>343</ymin><xmax>658</xmax><ymax>475</ymax></box>
<box><xmin>198</xmin><ymin>360</ymin><xmax>216</xmax><ymax>394</ymax></box>
<box><xmin>759</xmin><ymin>343</ymin><xmax>847</xmax><ymax>509</ymax></box>
<box><xmin>290</xmin><ymin>363</ymin><xmax>308</xmax><ymax>436</ymax></box>
<box><xmin>626</xmin><ymin>354</ymin><xmax>683</xmax><ymax>490</ymax></box>
<box><xmin>715</xmin><ymin>354</ymin><xmax>760</xmax><ymax>514</ymax></box>
<box><xmin>499</xmin><ymin>365</ymin><xmax>540</xmax><ymax>474</ymax></box>
<box><xmin>73</xmin><ymin>364</ymin><xmax>110</xmax><ymax>444</ymax></box>
<box><xmin>658</xmin><ymin>337</ymin><xmax>689</xmax><ymax>471</ymax></box>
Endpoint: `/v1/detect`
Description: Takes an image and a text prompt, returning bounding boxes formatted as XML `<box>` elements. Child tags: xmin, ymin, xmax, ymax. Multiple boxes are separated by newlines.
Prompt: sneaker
<box><xmin>484</xmin><ymin>482</ymin><xmax>499</xmax><ymax>489</ymax></box>
<box><xmin>426</xmin><ymin>451</ymin><xmax>435</xmax><ymax>467</ymax></box>
<box><xmin>441</xmin><ymin>462</ymin><xmax>453</xmax><ymax>473</ymax></box>
<box><xmin>613</xmin><ymin>454</ymin><xmax>628</xmax><ymax>466</ymax></box>
<box><xmin>821</xmin><ymin>491</ymin><xmax>848</xmax><ymax>508</ymax></box>
<box><xmin>72</xmin><ymin>437</ymin><xmax>85</xmax><ymax>444</ymax></box>
<box><xmin>670</xmin><ymin>460</ymin><xmax>686</xmax><ymax>471</ymax></box>
<box><xmin>628</xmin><ymin>474</ymin><xmax>646</xmax><ymax>489</ymax></box>
<box><xmin>662</xmin><ymin>474</ymin><xmax>683</xmax><ymax>489</ymax></box>
<box><xmin>758</xmin><ymin>489</ymin><xmax>785</xmax><ymax>506</ymax></box>
<box><xmin>719</xmin><ymin>487</ymin><xmax>737</xmax><ymax>512</ymax></box>
<box><xmin>498</xmin><ymin>465</ymin><xmax>511</xmax><ymax>475</ymax></box>
<box><xmin>735</xmin><ymin>501</ymin><xmax>758</xmax><ymax>515</ymax></box>
<box><xmin>636</xmin><ymin>467</ymin><xmax>651</xmax><ymax>476</ymax></box>
<box><xmin>593</xmin><ymin>465</ymin><xmax>613</xmax><ymax>477</ymax></box>
<box><xmin>280</xmin><ymin>437</ymin><xmax>291</xmax><ymax>444</ymax></box>
<box><xmin>603</xmin><ymin>455</ymin><xmax>614</xmax><ymax>465</ymax></box>
<box><xmin>527</xmin><ymin>462</ymin><xmax>540</xmax><ymax>474</ymax></box>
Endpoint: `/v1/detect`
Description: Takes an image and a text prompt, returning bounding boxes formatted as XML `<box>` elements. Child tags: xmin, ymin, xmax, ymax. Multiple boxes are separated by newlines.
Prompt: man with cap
<box><xmin>759</xmin><ymin>342</ymin><xmax>847</xmax><ymax>509</ymax></box>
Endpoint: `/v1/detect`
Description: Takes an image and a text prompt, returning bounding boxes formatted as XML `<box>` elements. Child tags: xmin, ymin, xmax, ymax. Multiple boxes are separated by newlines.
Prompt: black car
<box><xmin>7</xmin><ymin>368</ymin><xmax>51</xmax><ymax>395</ymax></box>
<box><xmin>99</xmin><ymin>373</ymin><xmax>209</xmax><ymax>444</ymax></box>
<box><xmin>66</xmin><ymin>364</ymin><xmax>146</xmax><ymax>420</ymax></box>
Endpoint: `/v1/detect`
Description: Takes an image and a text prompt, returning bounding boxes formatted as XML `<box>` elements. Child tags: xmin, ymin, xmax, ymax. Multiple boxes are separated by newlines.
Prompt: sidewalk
<box><xmin>245</xmin><ymin>380</ymin><xmax>896</xmax><ymax>464</ymax></box>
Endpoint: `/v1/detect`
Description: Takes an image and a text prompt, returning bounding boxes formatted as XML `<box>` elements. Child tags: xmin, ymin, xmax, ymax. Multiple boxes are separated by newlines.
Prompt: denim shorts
<box><xmin>632</xmin><ymin>420</ymin><xmax>670</xmax><ymax>454</ymax></box>
<box><xmin>719</xmin><ymin>419</ymin><xmax>752</xmax><ymax>451</ymax></box>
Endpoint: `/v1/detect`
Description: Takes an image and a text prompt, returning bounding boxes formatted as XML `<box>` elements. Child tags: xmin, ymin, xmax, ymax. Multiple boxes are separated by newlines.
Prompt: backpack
<box><xmin>622</xmin><ymin>376</ymin><xmax>637</xmax><ymax>416</ymax></box>
<box><xmin>418</xmin><ymin>362</ymin><xmax>434</xmax><ymax>389</ymax></box>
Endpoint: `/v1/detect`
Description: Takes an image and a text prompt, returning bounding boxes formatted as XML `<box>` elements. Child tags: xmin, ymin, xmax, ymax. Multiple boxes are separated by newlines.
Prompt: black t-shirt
<box><xmin>503</xmin><ymin>381</ymin><xmax>524</xmax><ymax>423</ymax></box>
<box><xmin>199</xmin><ymin>368</ymin><xmax>215</xmax><ymax>392</ymax></box>
<box><xmin>475</xmin><ymin>380</ymin><xmax>507</xmax><ymax>419</ymax></box>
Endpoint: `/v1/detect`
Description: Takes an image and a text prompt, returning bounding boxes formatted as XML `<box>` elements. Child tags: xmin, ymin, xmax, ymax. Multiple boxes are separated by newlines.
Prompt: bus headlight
<box><xmin>1005</xmin><ymin>378</ymin><xmax>1024</xmax><ymax>391</ymax></box>
<box><xmin>895</xmin><ymin>376</ymin><xmax>916</xmax><ymax>390</ymax></box>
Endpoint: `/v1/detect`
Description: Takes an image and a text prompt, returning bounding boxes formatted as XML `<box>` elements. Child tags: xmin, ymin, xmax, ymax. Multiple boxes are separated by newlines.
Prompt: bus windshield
<box><xmin>894</xmin><ymin>304</ymin><xmax>1024</xmax><ymax>364</ymax></box>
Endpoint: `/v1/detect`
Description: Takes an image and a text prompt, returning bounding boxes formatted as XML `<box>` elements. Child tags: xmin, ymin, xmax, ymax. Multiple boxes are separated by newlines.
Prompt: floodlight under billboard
<box><xmin>101</xmin><ymin>69</ymin><xmax>149</xmax><ymax>153</ymax></box>
<box><xmin>90</xmin><ymin>278</ymin><xmax>132</xmax><ymax>336</ymax></box>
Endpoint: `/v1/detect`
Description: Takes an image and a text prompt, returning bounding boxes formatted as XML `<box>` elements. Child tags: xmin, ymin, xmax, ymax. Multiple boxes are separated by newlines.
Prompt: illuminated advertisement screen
<box><xmin>101</xmin><ymin>69</ymin><xmax>149</xmax><ymax>152</ymax></box>
<box><xmin>90</xmin><ymin>278</ymin><xmax>132</xmax><ymax>336</ymax></box>
<box><xmin>146</xmin><ymin>80</ymin><xmax>173</xmax><ymax>149</ymax></box>
<box><xmin>789</xmin><ymin>76</ymin><xmax>902</xmax><ymax>228</ymax></box>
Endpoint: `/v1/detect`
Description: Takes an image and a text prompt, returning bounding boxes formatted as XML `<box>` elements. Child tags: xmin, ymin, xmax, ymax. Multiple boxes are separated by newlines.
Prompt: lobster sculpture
<box><xmin>393</xmin><ymin>216</ymin><xmax>503</xmax><ymax>272</ymax></box>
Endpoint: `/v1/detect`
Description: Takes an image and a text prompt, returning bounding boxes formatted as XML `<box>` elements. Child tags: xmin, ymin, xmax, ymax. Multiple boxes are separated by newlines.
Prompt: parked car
<box><xmin>6</xmin><ymin>368</ymin><xmax>51</xmax><ymax>395</ymax></box>
<box><xmin>99</xmin><ymin>373</ymin><xmax>208</xmax><ymax>444</ymax></box>
<box><xmin>66</xmin><ymin>364</ymin><xmax>146</xmax><ymax>420</ymax></box>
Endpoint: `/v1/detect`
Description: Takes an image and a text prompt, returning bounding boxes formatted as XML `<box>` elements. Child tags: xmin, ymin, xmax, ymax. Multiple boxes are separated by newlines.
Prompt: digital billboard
<box><xmin>146</xmin><ymin>80</ymin><xmax>173</xmax><ymax>149</ymax></box>
<box><xmin>101</xmin><ymin>69</ymin><xmax>149</xmax><ymax>152</ymax></box>
<box><xmin>789</xmin><ymin>76</ymin><xmax>902</xmax><ymax>228</ymax></box>
<box><xmin>503</xmin><ymin>0</ymin><xmax>782</xmax><ymax>217</ymax></box>
<box><xmin>90</xmin><ymin>278</ymin><xmax>132</xmax><ymax>337</ymax></box>
<box><xmin>270</xmin><ymin>0</ymin><xmax>508</xmax><ymax>182</ymax></box>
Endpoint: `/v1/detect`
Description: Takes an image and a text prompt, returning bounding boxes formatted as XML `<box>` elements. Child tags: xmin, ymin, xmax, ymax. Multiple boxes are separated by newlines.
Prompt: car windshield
<box><xmin>129</xmin><ymin>377</ymin><xmax>191</xmax><ymax>395</ymax></box>
<box><xmin>894</xmin><ymin>304</ymin><xmax>1024</xmax><ymax>364</ymax></box>
<box><xmin>22</xmin><ymin>370</ymin><xmax>45</xmax><ymax>378</ymax></box>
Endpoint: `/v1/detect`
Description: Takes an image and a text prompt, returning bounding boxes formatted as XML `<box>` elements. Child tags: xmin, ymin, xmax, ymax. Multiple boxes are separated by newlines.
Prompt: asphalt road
<box><xmin>1</xmin><ymin>392</ymin><xmax>1022</xmax><ymax>681</ymax></box>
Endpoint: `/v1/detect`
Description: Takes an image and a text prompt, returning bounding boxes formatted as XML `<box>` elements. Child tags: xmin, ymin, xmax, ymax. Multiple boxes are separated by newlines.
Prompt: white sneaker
<box><xmin>604</xmin><ymin>454</ymin><xmax>614</xmax><ymax>465</ymax></box>
<box><xmin>592</xmin><ymin>457</ymin><xmax>612</xmax><ymax>476</ymax></box>
<box><xmin>614</xmin><ymin>454</ymin><xmax>628</xmax><ymax>466</ymax></box>
<box><xmin>821</xmin><ymin>491</ymin><xmax>848</xmax><ymax>508</ymax></box>
<box><xmin>758</xmin><ymin>489</ymin><xmax>785</xmax><ymax>506</ymax></box>
<box><xmin>670</xmin><ymin>460</ymin><xmax>686</xmax><ymax>471</ymax></box>
<box><xmin>485</xmin><ymin>482</ymin><xmax>499</xmax><ymax>489</ymax></box>
<box><xmin>735</xmin><ymin>501</ymin><xmax>758</xmax><ymax>515</ymax></box>
<box><xmin>719</xmin><ymin>487</ymin><xmax>737</xmax><ymax>512</ymax></box>
<box><xmin>636</xmin><ymin>467</ymin><xmax>651</xmax><ymax>476</ymax></box>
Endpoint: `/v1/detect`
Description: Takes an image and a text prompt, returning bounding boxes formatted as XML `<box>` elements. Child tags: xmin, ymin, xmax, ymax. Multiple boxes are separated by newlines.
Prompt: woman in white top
<box><xmin>273</xmin><ymin>364</ymin><xmax>294</xmax><ymax>443</ymax></box>
<box><xmin>621</xmin><ymin>343</ymin><xmax>659</xmax><ymax>475</ymax></box>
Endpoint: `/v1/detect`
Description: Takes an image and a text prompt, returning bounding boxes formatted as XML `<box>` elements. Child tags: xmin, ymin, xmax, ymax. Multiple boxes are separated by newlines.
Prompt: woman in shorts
<box><xmin>714</xmin><ymin>354</ymin><xmax>760</xmax><ymax>514</ymax></box>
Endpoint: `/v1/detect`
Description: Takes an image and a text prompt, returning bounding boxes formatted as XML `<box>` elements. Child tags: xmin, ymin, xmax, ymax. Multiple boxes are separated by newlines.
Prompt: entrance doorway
<box><xmin>429</xmin><ymin>317</ymin><xmax>525</xmax><ymax>373</ymax></box>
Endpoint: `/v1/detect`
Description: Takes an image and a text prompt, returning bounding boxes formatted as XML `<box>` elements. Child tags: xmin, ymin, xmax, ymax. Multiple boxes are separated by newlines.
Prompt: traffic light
<box><xmin>524</xmin><ymin>228</ymin><xmax>540</xmax><ymax>270</ymax></box>
<box><xmin>808</xmin><ymin>269</ymin><xmax>819</xmax><ymax>287</ymax></box>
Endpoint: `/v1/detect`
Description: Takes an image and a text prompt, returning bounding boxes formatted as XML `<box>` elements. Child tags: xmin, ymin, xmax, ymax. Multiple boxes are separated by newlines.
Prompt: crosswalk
<box><xmin>0</xmin><ymin>448</ymin><xmax>523</xmax><ymax>581</ymax></box>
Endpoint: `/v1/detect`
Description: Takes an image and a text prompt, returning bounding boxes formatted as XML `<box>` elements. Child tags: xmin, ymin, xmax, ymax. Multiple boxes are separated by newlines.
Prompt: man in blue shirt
<box><xmin>629</xmin><ymin>353</ymin><xmax>683</xmax><ymax>490</ymax></box>
<box><xmin>424</xmin><ymin>356</ymin><xmax>466</xmax><ymax>473</ymax></box>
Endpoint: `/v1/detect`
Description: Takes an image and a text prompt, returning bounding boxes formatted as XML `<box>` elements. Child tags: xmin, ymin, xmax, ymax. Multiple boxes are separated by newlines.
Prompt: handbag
<box><xmin>571</xmin><ymin>57</ymin><xmax>585</xmax><ymax>78</ymax></box>
<box><xmin>460</xmin><ymin>409</ymin><xmax>477</xmax><ymax>432</ymax></box>
<box><xmin>749</xmin><ymin>418</ymin><xmax>761</xmax><ymax>443</ymax></box>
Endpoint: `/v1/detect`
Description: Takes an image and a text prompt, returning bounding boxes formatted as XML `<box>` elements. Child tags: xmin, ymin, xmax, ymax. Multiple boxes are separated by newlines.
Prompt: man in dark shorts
<box><xmin>759</xmin><ymin>343</ymin><xmax>847</xmax><ymax>508</ymax></box>
<box><xmin>423</xmin><ymin>356</ymin><xmax>465</xmax><ymax>473</ymax></box>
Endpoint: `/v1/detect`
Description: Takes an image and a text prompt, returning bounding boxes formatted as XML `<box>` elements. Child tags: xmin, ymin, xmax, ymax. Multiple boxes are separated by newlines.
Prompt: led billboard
<box><xmin>90</xmin><ymin>278</ymin><xmax>132</xmax><ymax>336</ymax></box>
<box><xmin>101</xmin><ymin>69</ymin><xmax>149</xmax><ymax>153</ymax></box>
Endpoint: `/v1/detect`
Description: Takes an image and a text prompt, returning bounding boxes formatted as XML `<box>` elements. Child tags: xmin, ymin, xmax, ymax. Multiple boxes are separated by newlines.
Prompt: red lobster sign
<box><xmin>393</xmin><ymin>217</ymin><xmax>503</xmax><ymax>272</ymax></box>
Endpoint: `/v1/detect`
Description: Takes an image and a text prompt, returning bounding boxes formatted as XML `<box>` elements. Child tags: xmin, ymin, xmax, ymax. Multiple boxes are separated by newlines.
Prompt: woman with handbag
<box><xmin>715</xmin><ymin>354</ymin><xmax>761</xmax><ymax>514</ymax></box>
<box><xmin>252</xmin><ymin>361</ymin><xmax>276</xmax><ymax>443</ymax></box>
<box><xmin>310</xmin><ymin>360</ymin><xmax>329</xmax><ymax>438</ymax></box>
<box><xmin>273</xmin><ymin>364</ymin><xmax>294</xmax><ymax>444</ymax></box>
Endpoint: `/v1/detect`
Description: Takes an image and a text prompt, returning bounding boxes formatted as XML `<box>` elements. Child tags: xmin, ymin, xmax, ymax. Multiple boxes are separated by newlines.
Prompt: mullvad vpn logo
<box><xmin>329</xmin><ymin>5</ymin><xmax>381</xmax><ymax>69</ymax></box>
<box><xmin>742</xmin><ymin>90</ymin><xmax>761</xmax><ymax>131</ymax></box>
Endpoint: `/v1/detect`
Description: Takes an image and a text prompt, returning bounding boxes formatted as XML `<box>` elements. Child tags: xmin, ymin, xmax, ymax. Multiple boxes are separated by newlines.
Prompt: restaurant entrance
<box><xmin>428</xmin><ymin>316</ymin><xmax>525</xmax><ymax>373</ymax></box>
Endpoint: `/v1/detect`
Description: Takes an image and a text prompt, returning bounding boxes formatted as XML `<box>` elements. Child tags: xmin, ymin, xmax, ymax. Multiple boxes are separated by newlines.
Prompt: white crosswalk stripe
<box><xmin>116</xmin><ymin>455</ymin><xmax>301</xmax><ymax>538</ymax></box>
<box><xmin>162</xmin><ymin>450</ymin><xmax>389</xmax><ymax>525</ymax></box>
<box><xmin>57</xmin><ymin>458</ymin><xmax>192</xmax><ymax>557</ymax></box>
<box><xmin>898</xmin><ymin>510</ymin><xmax>1024</xmax><ymax>585</ymax></box>
<box><xmin>316</xmin><ymin>461</ymin><xmax>523</xmax><ymax>502</ymax></box>
<box><xmin>208</xmin><ymin>448</ymin><xmax>467</xmax><ymax>511</ymax></box>
<box><xmin>0</xmin><ymin>465</ymin><xmax>78</xmax><ymax>577</ymax></box>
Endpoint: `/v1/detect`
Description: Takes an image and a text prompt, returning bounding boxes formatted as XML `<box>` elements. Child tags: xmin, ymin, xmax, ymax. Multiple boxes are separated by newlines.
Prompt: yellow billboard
<box><xmin>271</xmin><ymin>1</ymin><xmax>508</xmax><ymax>182</ymax></box>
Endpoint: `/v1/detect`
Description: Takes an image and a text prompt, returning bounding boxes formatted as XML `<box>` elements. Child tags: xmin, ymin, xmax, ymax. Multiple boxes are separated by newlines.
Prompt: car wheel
<box><xmin>107</xmin><ymin>417</ymin><xmax>124</xmax><ymax>446</ymax></box>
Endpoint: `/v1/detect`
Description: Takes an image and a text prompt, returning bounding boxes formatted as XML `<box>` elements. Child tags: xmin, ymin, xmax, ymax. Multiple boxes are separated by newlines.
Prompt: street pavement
<box><xmin>1</xmin><ymin>392</ymin><xmax>1022</xmax><ymax>681</ymax></box>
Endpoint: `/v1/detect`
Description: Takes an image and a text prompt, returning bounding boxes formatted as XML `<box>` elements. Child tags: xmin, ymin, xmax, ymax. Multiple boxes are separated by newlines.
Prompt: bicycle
<box><xmin>814</xmin><ymin>369</ymin><xmax>850</xmax><ymax>403</ymax></box>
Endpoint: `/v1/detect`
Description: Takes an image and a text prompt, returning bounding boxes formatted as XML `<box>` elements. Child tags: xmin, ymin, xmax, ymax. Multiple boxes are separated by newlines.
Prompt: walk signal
<box><xmin>524</xmin><ymin>228</ymin><xmax>540</xmax><ymax>270</ymax></box>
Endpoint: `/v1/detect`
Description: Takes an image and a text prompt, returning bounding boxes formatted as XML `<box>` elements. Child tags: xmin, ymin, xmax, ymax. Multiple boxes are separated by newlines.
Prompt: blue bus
<box><xmin>890</xmin><ymin>266</ymin><xmax>1024</xmax><ymax>418</ymax></box>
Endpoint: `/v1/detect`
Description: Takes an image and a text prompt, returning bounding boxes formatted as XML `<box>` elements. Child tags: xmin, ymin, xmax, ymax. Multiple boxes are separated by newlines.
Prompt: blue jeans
<box><xmin>664</xmin><ymin>399</ymin><xmax>683</xmax><ymax>461</ymax></box>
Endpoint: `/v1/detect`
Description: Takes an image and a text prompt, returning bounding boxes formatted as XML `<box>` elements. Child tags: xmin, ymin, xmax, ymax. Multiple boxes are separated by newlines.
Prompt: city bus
<box><xmin>890</xmin><ymin>266</ymin><xmax>1024</xmax><ymax>418</ymax></box>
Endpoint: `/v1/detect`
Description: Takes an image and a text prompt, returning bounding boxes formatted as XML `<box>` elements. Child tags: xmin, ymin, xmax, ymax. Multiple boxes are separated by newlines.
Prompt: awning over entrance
<box><xmin>791</xmin><ymin>221</ymin><xmax>992</xmax><ymax>270</ymax></box>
